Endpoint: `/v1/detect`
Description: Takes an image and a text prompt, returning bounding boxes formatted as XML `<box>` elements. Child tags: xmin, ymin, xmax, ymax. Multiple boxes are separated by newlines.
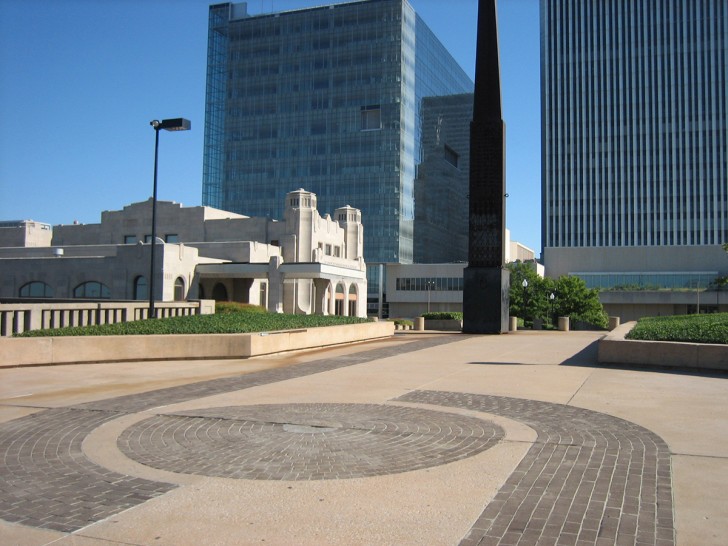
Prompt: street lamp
<box><xmin>427</xmin><ymin>280</ymin><xmax>433</xmax><ymax>313</ymax></box>
<box><xmin>148</xmin><ymin>118</ymin><xmax>191</xmax><ymax>318</ymax></box>
<box><xmin>549</xmin><ymin>292</ymin><xmax>555</xmax><ymax>328</ymax></box>
<box><xmin>521</xmin><ymin>279</ymin><xmax>529</xmax><ymax>326</ymax></box>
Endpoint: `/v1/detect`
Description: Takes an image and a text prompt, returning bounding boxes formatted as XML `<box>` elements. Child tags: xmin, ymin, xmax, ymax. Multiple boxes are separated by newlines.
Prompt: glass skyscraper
<box><xmin>203</xmin><ymin>0</ymin><xmax>473</xmax><ymax>267</ymax></box>
<box><xmin>414</xmin><ymin>93</ymin><xmax>472</xmax><ymax>263</ymax></box>
<box><xmin>541</xmin><ymin>0</ymin><xmax>727</xmax><ymax>250</ymax></box>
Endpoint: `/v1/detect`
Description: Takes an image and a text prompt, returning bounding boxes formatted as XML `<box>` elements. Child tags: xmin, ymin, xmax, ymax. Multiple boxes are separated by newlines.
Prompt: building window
<box><xmin>395</xmin><ymin>277</ymin><xmax>464</xmax><ymax>292</ymax></box>
<box><xmin>334</xmin><ymin>246</ymin><xmax>341</xmax><ymax>257</ymax></box>
<box><xmin>19</xmin><ymin>281</ymin><xmax>53</xmax><ymax>298</ymax></box>
<box><xmin>361</xmin><ymin>105</ymin><xmax>381</xmax><ymax>131</ymax></box>
<box><xmin>443</xmin><ymin>144</ymin><xmax>459</xmax><ymax>168</ymax></box>
<box><xmin>174</xmin><ymin>277</ymin><xmax>186</xmax><ymax>301</ymax></box>
<box><xmin>73</xmin><ymin>281</ymin><xmax>111</xmax><ymax>299</ymax></box>
<box><xmin>124</xmin><ymin>235</ymin><xmax>136</xmax><ymax>244</ymax></box>
<box><xmin>133</xmin><ymin>276</ymin><xmax>148</xmax><ymax>300</ymax></box>
<box><xmin>348</xmin><ymin>284</ymin><xmax>357</xmax><ymax>316</ymax></box>
<box><xmin>144</xmin><ymin>235</ymin><xmax>152</xmax><ymax>243</ymax></box>
<box><xmin>335</xmin><ymin>284</ymin><xmax>345</xmax><ymax>315</ymax></box>
<box><xmin>325</xmin><ymin>244</ymin><xmax>332</xmax><ymax>255</ymax></box>
<box><xmin>259</xmin><ymin>282</ymin><xmax>267</xmax><ymax>308</ymax></box>
<box><xmin>165</xmin><ymin>234</ymin><xmax>179</xmax><ymax>243</ymax></box>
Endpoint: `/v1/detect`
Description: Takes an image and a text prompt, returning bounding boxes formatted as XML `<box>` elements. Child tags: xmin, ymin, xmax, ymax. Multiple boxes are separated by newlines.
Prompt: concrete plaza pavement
<box><xmin>0</xmin><ymin>330</ymin><xmax>726</xmax><ymax>545</ymax></box>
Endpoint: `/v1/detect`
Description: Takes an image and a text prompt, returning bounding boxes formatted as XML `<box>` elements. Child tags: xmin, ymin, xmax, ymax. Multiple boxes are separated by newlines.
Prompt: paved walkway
<box><xmin>0</xmin><ymin>331</ymin><xmax>726</xmax><ymax>545</ymax></box>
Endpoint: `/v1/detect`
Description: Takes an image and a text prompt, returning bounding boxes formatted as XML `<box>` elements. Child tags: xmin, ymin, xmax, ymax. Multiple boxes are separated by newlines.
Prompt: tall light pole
<box><xmin>427</xmin><ymin>280</ymin><xmax>433</xmax><ymax>313</ymax></box>
<box><xmin>149</xmin><ymin>118</ymin><xmax>191</xmax><ymax>318</ymax></box>
<box><xmin>521</xmin><ymin>278</ymin><xmax>528</xmax><ymax>326</ymax></box>
<box><xmin>549</xmin><ymin>292</ymin><xmax>555</xmax><ymax>328</ymax></box>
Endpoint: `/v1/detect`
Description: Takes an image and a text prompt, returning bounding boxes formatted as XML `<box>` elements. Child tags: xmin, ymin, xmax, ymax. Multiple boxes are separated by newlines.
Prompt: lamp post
<box><xmin>521</xmin><ymin>279</ymin><xmax>528</xmax><ymax>326</ymax></box>
<box><xmin>427</xmin><ymin>280</ymin><xmax>433</xmax><ymax>313</ymax></box>
<box><xmin>549</xmin><ymin>292</ymin><xmax>555</xmax><ymax>328</ymax></box>
<box><xmin>148</xmin><ymin>118</ymin><xmax>191</xmax><ymax>319</ymax></box>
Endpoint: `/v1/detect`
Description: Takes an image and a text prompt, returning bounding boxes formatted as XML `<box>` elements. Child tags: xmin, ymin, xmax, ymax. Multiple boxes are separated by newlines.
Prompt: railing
<box><xmin>0</xmin><ymin>300</ymin><xmax>215</xmax><ymax>337</ymax></box>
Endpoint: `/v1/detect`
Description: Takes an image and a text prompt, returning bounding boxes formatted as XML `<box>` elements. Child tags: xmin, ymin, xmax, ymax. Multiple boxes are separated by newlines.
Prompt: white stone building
<box><xmin>0</xmin><ymin>189</ymin><xmax>367</xmax><ymax>317</ymax></box>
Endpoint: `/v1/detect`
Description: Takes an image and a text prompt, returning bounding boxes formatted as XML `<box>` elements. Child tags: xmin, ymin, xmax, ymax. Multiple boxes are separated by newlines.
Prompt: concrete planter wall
<box><xmin>598</xmin><ymin>322</ymin><xmax>728</xmax><ymax>371</ymax></box>
<box><xmin>0</xmin><ymin>321</ymin><xmax>394</xmax><ymax>368</ymax></box>
<box><xmin>424</xmin><ymin>319</ymin><xmax>462</xmax><ymax>331</ymax></box>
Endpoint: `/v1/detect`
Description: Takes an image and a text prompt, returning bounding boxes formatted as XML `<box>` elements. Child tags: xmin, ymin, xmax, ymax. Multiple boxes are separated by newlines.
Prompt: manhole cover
<box><xmin>118</xmin><ymin>403</ymin><xmax>504</xmax><ymax>480</ymax></box>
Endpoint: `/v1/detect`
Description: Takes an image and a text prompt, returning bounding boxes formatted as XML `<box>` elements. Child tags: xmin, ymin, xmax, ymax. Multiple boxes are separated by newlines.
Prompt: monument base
<box><xmin>462</xmin><ymin>267</ymin><xmax>510</xmax><ymax>334</ymax></box>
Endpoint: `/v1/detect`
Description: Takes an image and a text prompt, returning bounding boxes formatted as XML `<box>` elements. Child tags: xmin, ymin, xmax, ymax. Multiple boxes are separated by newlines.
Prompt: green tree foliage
<box><xmin>714</xmin><ymin>243</ymin><xmax>728</xmax><ymax>292</ymax></box>
<box><xmin>507</xmin><ymin>262</ymin><xmax>553</xmax><ymax>326</ymax></box>
<box><xmin>506</xmin><ymin>262</ymin><xmax>608</xmax><ymax>329</ymax></box>
<box><xmin>552</xmin><ymin>275</ymin><xmax>608</xmax><ymax>329</ymax></box>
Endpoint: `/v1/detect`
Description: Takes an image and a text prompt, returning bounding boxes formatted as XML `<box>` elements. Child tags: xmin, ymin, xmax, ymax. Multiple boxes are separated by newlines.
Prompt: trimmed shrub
<box><xmin>15</xmin><ymin>313</ymin><xmax>371</xmax><ymax>337</ymax></box>
<box><xmin>215</xmin><ymin>302</ymin><xmax>267</xmax><ymax>314</ymax></box>
<box><xmin>422</xmin><ymin>312</ymin><xmax>463</xmax><ymax>320</ymax></box>
<box><xmin>390</xmin><ymin>318</ymin><xmax>413</xmax><ymax>328</ymax></box>
<box><xmin>626</xmin><ymin>313</ymin><xmax>728</xmax><ymax>345</ymax></box>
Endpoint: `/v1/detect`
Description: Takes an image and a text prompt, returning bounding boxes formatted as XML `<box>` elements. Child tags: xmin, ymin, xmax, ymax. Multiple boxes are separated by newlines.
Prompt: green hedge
<box><xmin>215</xmin><ymin>302</ymin><xmax>267</xmax><ymax>314</ymax></box>
<box><xmin>421</xmin><ymin>312</ymin><xmax>463</xmax><ymax>320</ymax></box>
<box><xmin>389</xmin><ymin>318</ymin><xmax>413</xmax><ymax>327</ymax></box>
<box><xmin>15</xmin><ymin>312</ymin><xmax>370</xmax><ymax>337</ymax></box>
<box><xmin>626</xmin><ymin>313</ymin><xmax>728</xmax><ymax>345</ymax></box>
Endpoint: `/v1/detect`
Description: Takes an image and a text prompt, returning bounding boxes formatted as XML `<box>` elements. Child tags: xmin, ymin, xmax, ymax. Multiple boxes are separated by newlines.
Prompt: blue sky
<box><xmin>0</xmin><ymin>0</ymin><xmax>540</xmax><ymax>254</ymax></box>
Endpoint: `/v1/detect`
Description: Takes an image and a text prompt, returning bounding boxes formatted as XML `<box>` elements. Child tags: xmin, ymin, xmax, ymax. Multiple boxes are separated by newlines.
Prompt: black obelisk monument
<box><xmin>462</xmin><ymin>0</ymin><xmax>510</xmax><ymax>334</ymax></box>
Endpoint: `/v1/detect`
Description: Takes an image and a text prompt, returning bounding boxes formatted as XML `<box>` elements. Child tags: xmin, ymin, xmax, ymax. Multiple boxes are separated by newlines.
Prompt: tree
<box><xmin>507</xmin><ymin>262</ymin><xmax>608</xmax><ymax>329</ymax></box>
<box><xmin>552</xmin><ymin>275</ymin><xmax>608</xmax><ymax>329</ymax></box>
<box><xmin>507</xmin><ymin>262</ymin><xmax>556</xmax><ymax>327</ymax></box>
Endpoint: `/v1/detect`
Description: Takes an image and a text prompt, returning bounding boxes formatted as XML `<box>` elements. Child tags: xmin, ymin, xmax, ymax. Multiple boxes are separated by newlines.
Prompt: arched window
<box><xmin>174</xmin><ymin>277</ymin><xmax>186</xmax><ymax>301</ymax></box>
<box><xmin>335</xmin><ymin>283</ymin><xmax>345</xmax><ymax>316</ymax></box>
<box><xmin>212</xmin><ymin>282</ymin><xmax>228</xmax><ymax>301</ymax></box>
<box><xmin>73</xmin><ymin>281</ymin><xmax>110</xmax><ymax>299</ymax></box>
<box><xmin>133</xmin><ymin>276</ymin><xmax>148</xmax><ymax>300</ymax></box>
<box><xmin>19</xmin><ymin>281</ymin><xmax>54</xmax><ymax>298</ymax></box>
<box><xmin>348</xmin><ymin>284</ymin><xmax>358</xmax><ymax>317</ymax></box>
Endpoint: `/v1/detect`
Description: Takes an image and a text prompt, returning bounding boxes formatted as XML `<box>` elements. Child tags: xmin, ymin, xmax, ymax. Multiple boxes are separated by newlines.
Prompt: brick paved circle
<box><xmin>395</xmin><ymin>391</ymin><xmax>676</xmax><ymax>546</ymax></box>
<box><xmin>118</xmin><ymin>403</ymin><xmax>505</xmax><ymax>480</ymax></box>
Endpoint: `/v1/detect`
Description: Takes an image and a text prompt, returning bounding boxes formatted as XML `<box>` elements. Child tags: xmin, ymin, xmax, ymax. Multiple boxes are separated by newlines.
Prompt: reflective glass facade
<box><xmin>575</xmin><ymin>271</ymin><xmax>718</xmax><ymax>291</ymax></box>
<box><xmin>203</xmin><ymin>0</ymin><xmax>472</xmax><ymax>265</ymax></box>
<box><xmin>541</xmin><ymin>0</ymin><xmax>727</xmax><ymax>248</ymax></box>
<box><xmin>414</xmin><ymin>93</ymin><xmax>472</xmax><ymax>263</ymax></box>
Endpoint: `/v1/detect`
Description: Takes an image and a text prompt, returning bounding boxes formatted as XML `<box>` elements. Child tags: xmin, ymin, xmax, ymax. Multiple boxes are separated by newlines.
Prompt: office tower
<box><xmin>541</xmin><ymin>0</ymin><xmax>727</xmax><ymax>250</ymax></box>
<box><xmin>541</xmin><ymin>0</ymin><xmax>728</xmax><ymax>318</ymax></box>
<box><xmin>414</xmin><ymin>93</ymin><xmax>472</xmax><ymax>263</ymax></box>
<box><xmin>202</xmin><ymin>0</ymin><xmax>473</xmax><ymax>267</ymax></box>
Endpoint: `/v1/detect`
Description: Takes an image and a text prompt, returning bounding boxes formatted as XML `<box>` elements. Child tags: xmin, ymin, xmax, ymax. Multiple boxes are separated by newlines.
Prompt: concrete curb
<box><xmin>597</xmin><ymin>321</ymin><xmax>728</xmax><ymax>371</ymax></box>
<box><xmin>0</xmin><ymin>321</ymin><xmax>395</xmax><ymax>368</ymax></box>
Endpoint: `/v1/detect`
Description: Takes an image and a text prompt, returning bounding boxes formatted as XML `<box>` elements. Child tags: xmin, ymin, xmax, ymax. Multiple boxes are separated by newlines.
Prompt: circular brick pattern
<box><xmin>118</xmin><ymin>403</ymin><xmax>504</xmax><ymax>480</ymax></box>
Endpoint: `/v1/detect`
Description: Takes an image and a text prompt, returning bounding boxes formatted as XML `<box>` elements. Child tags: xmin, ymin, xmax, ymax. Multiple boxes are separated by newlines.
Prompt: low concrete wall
<box><xmin>424</xmin><ymin>319</ymin><xmax>462</xmax><ymax>331</ymax></box>
<box><xmin>0</xmin><ymin>321</ymin><xmax>394</xmax><ymax>367</ymax></box>
<box><xmin>598</xmin><ymin>322</ymin><xmax>728</xmax><ymax>371</ymax></box>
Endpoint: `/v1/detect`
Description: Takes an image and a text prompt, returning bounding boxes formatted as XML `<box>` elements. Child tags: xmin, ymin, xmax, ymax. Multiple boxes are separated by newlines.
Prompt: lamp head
<box><xmin>150</xmin><ymin>118</ymin><xmax>191</xmax><ymax>131</ymax></box>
